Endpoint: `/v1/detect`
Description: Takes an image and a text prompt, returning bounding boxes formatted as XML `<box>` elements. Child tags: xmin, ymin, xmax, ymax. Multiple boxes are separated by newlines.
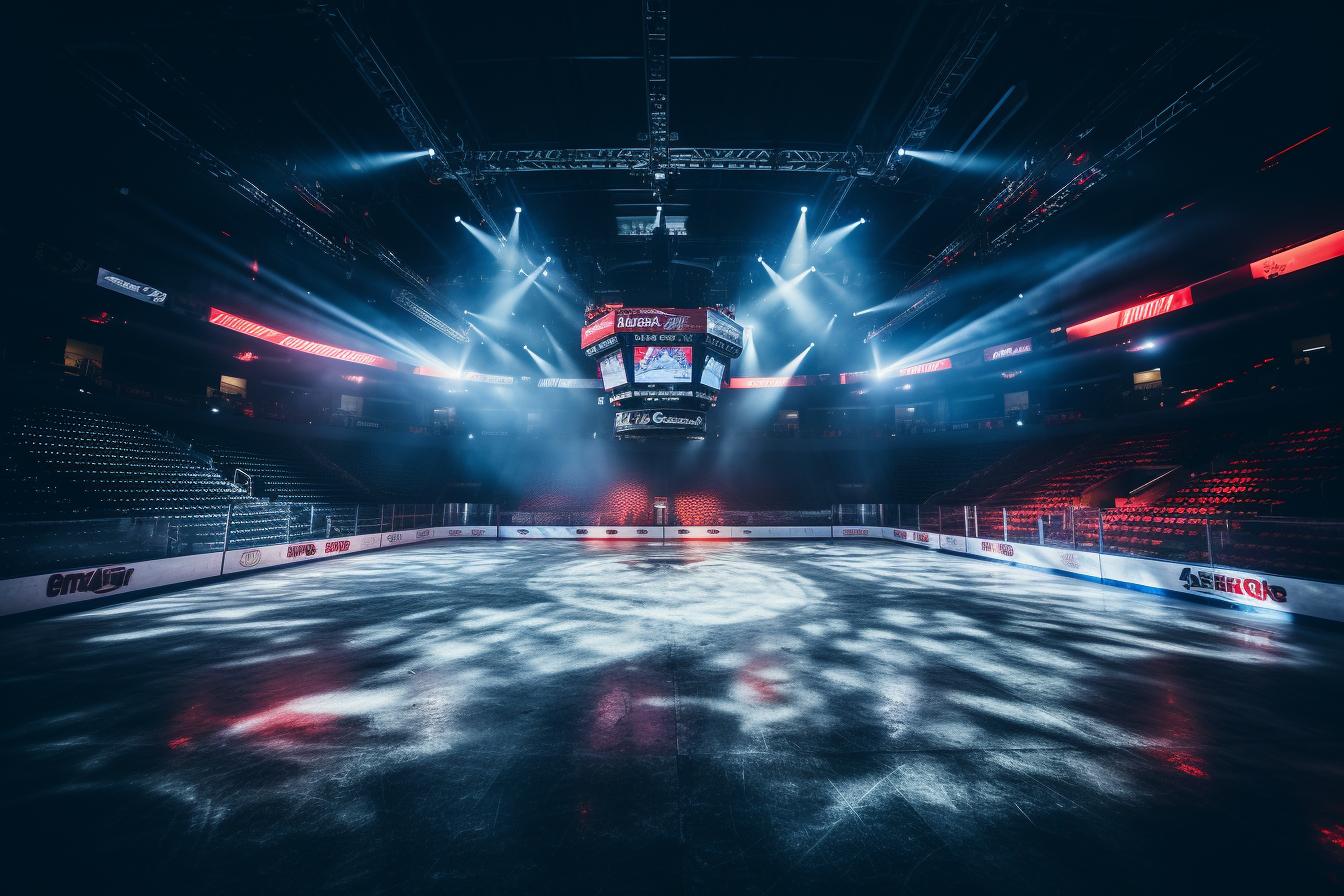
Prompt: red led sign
<box><xmin>897</xmin><ymin>358</ymin><xmax>952</xmax><ymax>377</ymax></box>
<box><xmin>1066</xmin><ymin>288</ymin><xmax>1192</xmax><ymax>342</ymax></box>
<box><xmin>208</xmin><ymin>308</ymin><xmax>396</xmax><ymax>369</ymax></box>
<box><xmin>726</xmin><ymin>376</ymin><xmax>809</xmax><ymax>388</ymax></box>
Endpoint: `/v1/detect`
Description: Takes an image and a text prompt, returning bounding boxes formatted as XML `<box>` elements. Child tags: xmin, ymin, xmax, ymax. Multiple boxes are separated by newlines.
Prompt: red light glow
<box><xmin>209</xmin><ymin>308</ymin><xmax>396</xmax><ymax>370</ymax></box>
<box><xmin>897</xmin><ymin>357</ymin><xmax>952</xmax><ymax>377</ymax></box>
<box><xmin>1066</xmin><ymin>288</ymin><xmax>1192</xmax><ymax>342</ymax></box>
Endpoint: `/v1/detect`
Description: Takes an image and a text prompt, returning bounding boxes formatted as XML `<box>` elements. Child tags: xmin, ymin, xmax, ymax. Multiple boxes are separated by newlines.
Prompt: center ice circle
<box><xmin>526</xmin><ymin>553</ymin><xmax>817</xmax><ymax>624</ymax></box>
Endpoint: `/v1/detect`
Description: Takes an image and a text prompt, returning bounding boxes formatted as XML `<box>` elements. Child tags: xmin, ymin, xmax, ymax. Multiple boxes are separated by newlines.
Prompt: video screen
<box><xmin>700</xmin><ymin>355</ymin><xmax>726</xmax><ymax>390</ymax></box>
<box><xmin>633</xmin><ymin>346</ymin><xmax>692</xmax><ymax>383</ymax></box>
<box><xmin>598</xmin><ymin>351</ymin><xmax>628</xmax><ymax>389</ymax></box>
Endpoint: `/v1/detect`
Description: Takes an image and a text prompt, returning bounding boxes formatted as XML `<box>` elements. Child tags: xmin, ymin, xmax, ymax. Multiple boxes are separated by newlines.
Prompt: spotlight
<box><xmin>897</xmin><ymin>147</ymin><xmax>905</xmax><ymax>157</ymax></box>
<box><xmin>454</xmin><ymin>215</ymin><xmax>461</xmax><ymax>222</ymax></box>
<box><xmin>859</xmin><ymin>218</ymin><xmax>866</xmax><ymax>224</ymax></box>
<box><xmin>656</xmin><ymin>205</ymin><xmax>662</xmax><ymax>211</ymax></box>
<box><xmin>428</xmin><ymin>147</ymin><xmax>435</xmax><ymax>157</ymax></box>
<box><xmin>757</xmin><ymin>256</ymin><xmax>763</xmax><ymax>263</ymax></box>
<box><xmin>801</xmin><ymin>206</ymin><xmax>808</xmax><ymax>213</ymax></box>
<box><xmin>903</xmin><ymin>384</ymin><xmax>911</xmax><ymax>390</ymax></box>
<box><xmin>542</xmin><ymin>270</ymin><xmax>548</xmax><ymax>276</ymax></box>
<box><xmin>514</xmin><ymin>206</ymin><xmax>522</xmax><ymax>213</ymax></box>
<box><xmin>809</xmin><ymin>342</ymin><xmax>815</xmax><ymax>347</ymax></box>
<box><xmin>810</xmin><ymin>266</ymin><xmax>816</xmax><ymax>272</ymax></box>
<box><xmin>1017</xmin><ymin>420</ymin><xmax>1024</xmax><ymax>426</ymax></box>
<box><xmin>523</xmin><ymin>345</ymin><xmax>528</xmax><ymax>350</ymax></box>
<box><xmin>545</xmin><ymin>256</ymin><xmax>552</xmax><ymax>262</ymax></box>
<box><xmin>1018</xmin><ymin>293</ymin><xmax>1024</xmax><ymax>298</ymax></box>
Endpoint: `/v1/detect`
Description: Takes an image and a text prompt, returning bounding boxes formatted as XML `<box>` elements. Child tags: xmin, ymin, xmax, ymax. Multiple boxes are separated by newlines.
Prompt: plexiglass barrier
<box><xmin>841</xmin><ymin>504</ymin><xmax>1344</xmax><ymax>583</ymax></box>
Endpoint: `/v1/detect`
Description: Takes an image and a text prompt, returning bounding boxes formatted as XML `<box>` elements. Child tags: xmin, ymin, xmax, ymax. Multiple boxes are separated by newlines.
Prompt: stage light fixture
<box><xmin>859</xmin><ymin>218</ymin><xmax>866</xmax><ymax>224</ymax></box>
<box><xmin>546</xmin><ymin>256</ymin><xmax>552</xmax><ymax>262</ymax></box>
<box><xmin>428</xmin><ymin>147</ymin><xmax>435</xmax><ymax>157</ymax></box>
<box><xmin>514</xmin><ymin>206</ymin><xmax>522</xmax><ymax>213</ymax></box>
<box><xmin>801</xmin><ymin>206</ymin><xmax>808</xmax><ymax>213</ymax></box>
<box><xmin>810</xmin><ymin>266</ymin><xmax>816</xmax><ymax>272</ymax></box>
<box><xmin>897</xmin><ymin>147</ymin><xmax>905</xmax><ymax>157</ymax></box>
<box><xmin>454</xmin><ymin>215</ymin><xmax>461</xmax><ymax>222</ymax></box>
<box><xmin>903</xmin><ymin>384</ymin><xmax>911</xmax><ymax>390</ymax></box>
<box><xmin>757</xmin><ymin>256</ymin><xmax>764</xmax><ymax>263</ymax></box>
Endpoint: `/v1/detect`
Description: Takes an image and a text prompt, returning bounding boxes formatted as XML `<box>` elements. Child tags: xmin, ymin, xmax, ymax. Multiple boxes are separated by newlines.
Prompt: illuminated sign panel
<box><xmin>705</xmin><ymin>309</ymin><xmax>744</xmax><ymax>348</ymax></box>
<box><xmin>983</xmin><ymin>338</ymin><xmax>1032</xmax><ymax>362</ymax></box>
<box><xmin>897</xmin><ymin>358</ymin><xmax>952</xmax><ymax>377</ymax></box>
<box><xmin>580</xmin><ymin>312</ymin><xmax>617</xmax><ymax>348</ymax></box>
<box><xmin>633</xmin><ymin>346</ymin><xmax>692</xmax><ymax>383</ymax></box>
<box><xmin>98</xmin><ymin>268</ymin><xmax>167</xmax><ymax>305</ymax></box>
<box><xmin>599</xmin><ymin>351</ymin><xmax>629</xmax><ymax>389</ymax></box>
<box><xmin>1251</xmin><ymin>230</ymin><xmax>1344</xmax><ymax>280</ymax></box>
<box><xmin>1066</xmin><ymin>288</ymin><xmax>1192</xmax><ymax>342</ymax></box>
<box><xmin>209</xmin><ymin>308</ymin><xmax>396</xmax><ymax>369</ymax></box>
<box><xmin>700</xmin><ymin>355</ymin><xmax>726</xmax><ymax>390</ymax></box>
<box><xmin>727</xmin><ymin>376</ymin><xmax>809</xmax><ymax>389</ymax></box>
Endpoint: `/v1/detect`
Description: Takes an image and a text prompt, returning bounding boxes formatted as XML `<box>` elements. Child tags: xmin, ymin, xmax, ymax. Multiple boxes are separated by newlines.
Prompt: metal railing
<box><xmin>3</xmin><ymin>500</ymin><xmax>1337</xmax><ymax>585</ymax></box>
<box><xmin>835</xmin><ymin>504</ymin><xmax>1344</xmax><ymax>583</ymax></box>
<box><xmin>0</xmin><ymin>502</ymin><xmax>496</xmax><ymax>579</ymax></box>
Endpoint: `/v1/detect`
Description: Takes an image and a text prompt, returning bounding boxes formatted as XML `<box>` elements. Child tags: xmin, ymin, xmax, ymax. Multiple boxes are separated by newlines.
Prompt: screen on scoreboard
<box><xmin>700</xmin><ymin>355</ymin><xmax>726</xmax><ymax>390</ymax></box>
<box><xmin>598</xmin><ymin>351</ymin><xmax>628</xmax><ymax>389</ymax></box>
<box><xmin>633</xmin><ymin>346</ymin><xmax>692</xmax><ymax>383</ymax></box>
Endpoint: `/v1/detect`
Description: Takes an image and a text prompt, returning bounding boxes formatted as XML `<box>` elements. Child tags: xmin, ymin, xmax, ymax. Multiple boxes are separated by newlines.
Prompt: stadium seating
<box><xmin>5</xmin><ymin>407</ymin><xmax>247</xmax><ymax>517</ymax></box>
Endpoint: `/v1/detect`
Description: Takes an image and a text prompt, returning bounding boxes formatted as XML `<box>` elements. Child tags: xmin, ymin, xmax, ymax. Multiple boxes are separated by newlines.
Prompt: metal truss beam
<box><xmin>78</xmin><ymin>61</ymin><xmax>470</xmax><ymax>344</ymax></box>
<box><xmin>453</xmin><ymin>146</ymin><xmax>878</xmax><ymax>174</ymax></box>
<box><xmin>642</xmin><ymin>0</ymin><xmax>671</xmax><ymax>192</ymax></box>
<box><xmin>76</xmin><ymin>61</ymin><xmax>355</xmax><ymax>265</ymax></box>
<box><xmin>987</xmin><ymin>46</ymin><xmax>1256</xmax><ymax>254</ymax></box>
<box><xmin>810</xmin><ymin>2</ymin><xmax>1001</xmax><ymax>245</ymax></box>
<box><xmin>320</xmin><ymin>4</ymin><xmax>506</xmax><ymax>244</ymax></box>
<box><xmin>869</xmin><ymin>42</ymin><xmax>1257</xmax><ymax>340</ymax></box>
<box><xmin>872</xmin><ymin>2</ymin><xmax>1003</xmax><ymax>186</ymax></box>
<box><xmin>391</xmin><ymin>289</ymin><xmax>469</xmax><ymax>341</ymax></box>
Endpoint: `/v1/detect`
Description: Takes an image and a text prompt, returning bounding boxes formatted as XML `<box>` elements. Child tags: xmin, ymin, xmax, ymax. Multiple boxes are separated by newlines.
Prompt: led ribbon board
<box><xmin>726</xmin><ymin>376</ymin><xmax>809</xmax><ymax>388</ymax></box>
<box><xmin>1065</xmin><ymin>288</ymin><xmax>1192</xmax><ymax>342</ymax></box>
<box><xmin>897</xmin><ymin>358</ymin><xmax>952</xmax><ymax>376</ymax></box>
<box><xmin>209</xmin><ymin>308</ymin><xmax>396</xmax><ymax>369</ymax></box>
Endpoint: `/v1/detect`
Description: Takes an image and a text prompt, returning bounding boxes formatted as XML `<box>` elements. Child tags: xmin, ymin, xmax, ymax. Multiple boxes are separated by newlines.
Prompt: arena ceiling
<box><xmin>15</xmin><ymin>1</ymin><xmax>1339</xmax><ymax>376</ymax></box>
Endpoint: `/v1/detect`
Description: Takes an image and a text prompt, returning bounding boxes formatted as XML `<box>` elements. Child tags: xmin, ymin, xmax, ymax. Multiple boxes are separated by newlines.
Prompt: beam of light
<box><xmin>351</xmin><ymin>149</ymin><xmax>434</xmax><ymax>171</ymax></box>
<box><xmin>487</xmin><ymin>262</ymin><xmax>547</xmax><ymax>316</ymax></box>
<box><xmin>881</xmin><ymin>85</ymin><xmax>1026</xmax><ymax>255</ymax></box>
<box><xmin>775</xmin><ymin>343</ymin><xmax>814</xmax><ymax>378</ymax></box>
<box><xmin>759</xmin><ymin>260</ymin><xmax>812</xmax><ymax>301</ymax></box>
<box><xmin>781</xmin><ymin>207</ymin><xmax>810</xmax><ymax>274</ymax></box>
<box><xmin>471</xmin><ymin>321</ymin><xmax>520</xmax><ymax>367</ymax></box>
<box><xmin>503</xmin><ymin>209</ymin><xmax>521</xmax><ymax>268</ymax></box>
<box><xmin>812</xmin><ymin>218</ymin><xmax>864</xmax><ymax>255</ymax></box>
<box><xmin>125</xmin><ymin>193</ymin><xmax>457</xmax><ymax>372</ymax></box>
<box><xmin>524</xmin><ymin>344</ymin><xmax>560</xmax><ymax>377</ymax></box>
<box><xmin>542</xmin><ymin>325</ymin><xmax>583</xmax><ymax>375</ymax></box>
<box><xmin>459</xmin><ymin>218</ymin><xmax>504</xmax><ymax>256</ymax></box>
<box><xmin>533</xmin><ymin>281</ymin><xmax>582</xmax><ymax>327</ymax></box>
<box><xmin>740</xmin><ymin>326</ymin><xmax>760</xmax><ymax>375</ymax></box>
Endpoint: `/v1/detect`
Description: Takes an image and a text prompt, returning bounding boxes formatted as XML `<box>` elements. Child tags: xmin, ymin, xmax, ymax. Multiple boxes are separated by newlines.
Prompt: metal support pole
<box><xmin>1038</xmin><ymin>516</ymin><xmax>1045</xmax><ymax>545</ymax></box>
<box><xmin>219</xmin><ymin>500</ymin><xmax>234</xmax><ymax>576</ymax></box>
<box><xmin>1098</xmin><ymin>510</ymin><xmax>1105</xmax><ymax>554</ymax></box>
<box><xmin>1003</xmin><ymin>506</ymin><xmax>1009</xmax><ymax>542</ymax></box>
<box><xmin>354</xmin><ymin>504</ymin><xmax>360</xmax><ymax>535</ymax></box>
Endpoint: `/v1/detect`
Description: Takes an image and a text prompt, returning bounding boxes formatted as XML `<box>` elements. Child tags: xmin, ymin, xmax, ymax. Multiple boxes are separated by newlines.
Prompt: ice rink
<box><xmin>4</xmin><ymin>540</ymin><xmax>1344</xmax><ymax>894</ymax></box>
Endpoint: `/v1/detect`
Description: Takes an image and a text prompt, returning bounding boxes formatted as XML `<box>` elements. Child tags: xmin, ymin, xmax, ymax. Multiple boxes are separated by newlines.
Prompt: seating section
<box><xmin>1159</xmin><ymin>423</ymin><xmax>1343</xmax><ymax>517</ymax></box>
<box><xmin>182</xmin><ymin>429</ymin><xmax>368</xmax><ymax>507</ymax></box>
<box><xmin>6</xmin><ymin>407</ymin><xmax>247</xmax><ymax>517</ymax></box>
<box><xmin>928</xmin><ymin>436</ymin><xmax>1086</xmax><ymax>506</ymax></box>
<box><xmin>313</xmin><ymin>440</ymin><xmax>449</xmax><ymax>501</ymax></box>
